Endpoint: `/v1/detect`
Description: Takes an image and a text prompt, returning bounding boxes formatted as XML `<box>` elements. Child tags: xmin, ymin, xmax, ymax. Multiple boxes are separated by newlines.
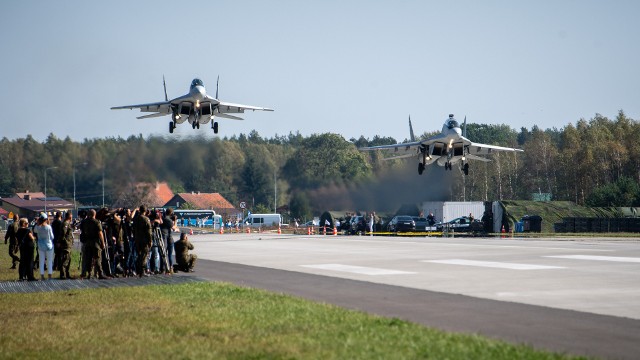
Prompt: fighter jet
<box><xmin>111</xmin><ymin>77</ymin><xmax>273</xmax><ymax>134</ymax></box>
<box><xmin>359</xmin><ymin>114</ymin><xmax>523</xmax><ymax>176</ymax></box>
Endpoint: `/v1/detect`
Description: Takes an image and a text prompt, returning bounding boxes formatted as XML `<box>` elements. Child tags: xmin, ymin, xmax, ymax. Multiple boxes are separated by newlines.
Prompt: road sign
<box><xmin>239</xmin><ymin>202</ymin><xmax>246</xmax><ymax>209</ymax></box>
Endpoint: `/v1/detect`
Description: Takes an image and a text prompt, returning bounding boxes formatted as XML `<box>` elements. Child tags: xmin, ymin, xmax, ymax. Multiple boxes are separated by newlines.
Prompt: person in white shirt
<box><xmin>33</xmin><ymin>213</ymin><xmax>55</xmax><ymax>280</ymax></box>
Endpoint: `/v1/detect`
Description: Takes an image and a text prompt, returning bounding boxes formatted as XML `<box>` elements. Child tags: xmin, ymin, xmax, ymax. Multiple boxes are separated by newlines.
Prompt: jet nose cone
<box><xmin>192</xmin><ymin>85</ymin><xmax>206</xmax><ymax>101</ymax></box>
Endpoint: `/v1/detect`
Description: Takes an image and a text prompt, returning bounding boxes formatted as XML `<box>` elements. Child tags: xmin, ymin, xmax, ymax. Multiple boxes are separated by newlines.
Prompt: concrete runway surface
<box><xmin>186</xmin><ymin>233</ymin><xmax>640</xmax><ymax>359</ymax></box>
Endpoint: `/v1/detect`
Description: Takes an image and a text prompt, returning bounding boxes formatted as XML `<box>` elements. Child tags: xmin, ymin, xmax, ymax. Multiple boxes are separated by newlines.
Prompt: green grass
<box><xmin>501</xmin><ymin>201</ymin><xmax>621</xmax><ymax>233</ymax></box>
<box><xmin>0</xmin><ymin>241</ymin><xmax>583</xmax><ymax>359</ymax></box>
<box><xmin>0</xmin><ymin>282</ymin><xmax>582</xmax><ymax>360</ymax></box>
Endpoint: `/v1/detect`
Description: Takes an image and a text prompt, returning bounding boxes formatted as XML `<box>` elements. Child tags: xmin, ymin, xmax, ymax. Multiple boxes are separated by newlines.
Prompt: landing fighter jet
<box><xmin>359</xmin><ymin>114</ymin><xmax>523</xmax><ymax>176</ymax></box>
<box><xmin>111</xmin><ymin>77</ymin><xmax>273</xmax><ymax>134</ymax></box>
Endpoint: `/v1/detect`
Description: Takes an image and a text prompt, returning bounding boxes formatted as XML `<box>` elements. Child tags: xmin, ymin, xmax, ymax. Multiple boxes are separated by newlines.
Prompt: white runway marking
<box><xmin>301</xmin><ymin>264</ymin><xmax>416</xmax><ymax>275</ymax></box>
<box><xmin>545</xmin><ymin>255</ymin><xmax>640</xmax><ymax>263</ymax></box>
<box><xmin>424</xmin><ymin>259</ymin><xmax>564</xmax><ymax>270</ymax></box>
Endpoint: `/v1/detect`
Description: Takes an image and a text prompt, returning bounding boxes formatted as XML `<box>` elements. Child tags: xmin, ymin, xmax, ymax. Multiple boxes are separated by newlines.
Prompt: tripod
<box><xmin>152</xmin><ymin>227</ymin><xmax>170</xmax><ymax>274</ymax></box>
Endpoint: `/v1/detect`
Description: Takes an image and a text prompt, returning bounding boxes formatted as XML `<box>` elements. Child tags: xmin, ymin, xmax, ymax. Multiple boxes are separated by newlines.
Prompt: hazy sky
<box><xmin>1</xmin><ymin>1</ymin><xmax>638</xmax><ymax>142</ymax></box>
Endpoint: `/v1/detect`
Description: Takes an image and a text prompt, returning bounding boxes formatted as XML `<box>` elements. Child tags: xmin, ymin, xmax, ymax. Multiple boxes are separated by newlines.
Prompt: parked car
<box><xmin>436</xmin><ymin>216</ymin><xmax>482</xmax><ymax>232</ymax></box>
<box><xmin>412</xmin><ymin>217</ymin><xmax>429</xmax><ymax>232</ymax></box>
<box><xmin>387</xmin><ymin>215</ymin><xmax>416</xmax><ymax>233</ymax></box>
<box><xmin>302</xmin><ymin>220</ymin><xmax>318</xmax><ymax>227</ymax></box>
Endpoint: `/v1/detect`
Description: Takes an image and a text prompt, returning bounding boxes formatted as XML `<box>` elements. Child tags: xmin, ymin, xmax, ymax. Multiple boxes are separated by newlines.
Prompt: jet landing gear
<box><xmin>462</xmin><ymin>163</ymin><xmax>469</xmax><ymax>176</ymax></box>
<box><xmin>418</xmin><ymin>162</ymin><xmax>425</xmax><ymax>175</ymax></box>
<box><xmin>169</xmin><ymin>121</ymin><xmax>176</xmax><ymax>134</ymax></box>
<box><xmin>191</xmin><ymin>121</ymin><xmax>200</xmax><ymax>129</ymax></box>
<box><xmin>212</xmin><ymin>121</ymin><xmax>219</xmax><ymax>134</ymax></box>
<box><xmin>444</xmin><ymin>162</ymin><xmax>452</xmax><ymax>171</ymax></box>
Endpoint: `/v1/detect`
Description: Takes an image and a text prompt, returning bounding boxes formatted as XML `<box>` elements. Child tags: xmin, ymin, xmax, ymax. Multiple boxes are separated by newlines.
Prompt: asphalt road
<box><xmin>186</xmin><ymin>233</ymin><xmax>640</xmax><ymax>359</ymax></box>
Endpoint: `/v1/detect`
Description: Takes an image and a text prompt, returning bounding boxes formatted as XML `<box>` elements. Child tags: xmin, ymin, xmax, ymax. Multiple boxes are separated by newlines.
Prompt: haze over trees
<box><xmin>1</xmin><ymin>111</ymin><xmax>638</xmax><ymax>219</ymax></box>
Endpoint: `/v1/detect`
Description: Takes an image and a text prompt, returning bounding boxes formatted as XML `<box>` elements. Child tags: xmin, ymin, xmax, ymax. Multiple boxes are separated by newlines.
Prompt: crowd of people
<box><xmin>3</xmin><ymin>205</ymin><xmax>197</xmax><ymax>281</ymax></box>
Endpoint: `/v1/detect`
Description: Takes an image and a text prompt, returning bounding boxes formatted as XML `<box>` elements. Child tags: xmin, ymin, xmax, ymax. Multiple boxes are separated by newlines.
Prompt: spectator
<box><xmin>59</xmin><ymin>212</ymin><xmax>75</xmax><ymax>279</ymax></box>
<box><xmin>33</xmin><ymin>213</ymin><xmax>54</xmax><ymax>280</ymax></box>
<box><xmin>80</xmin><ymin>209</ymin><xmax>109</xmax><ymax>280</ymax></box>
<box><xmin>427</xmin><ymin>212</ymin><xmax>436</xmax><ymax>226</ymax></box>
<box><xmin>51</xmin><ymin>211</ymin><xmax>63</xmax><ymax>272</ymax></box>
<box><xmin>174</xmin><ymin>232</ymin><xmax>197</xmax><ymax>272</ymax></box>
<box><xmin>4</xmin><ymin>213</ymin><xmax>20</xmax><ymax>269</ymax></box>
<box><xmin>134</xmin><ymin>205</ymin><xmax>152</xmax><ymax>277</ymax></box>
<box><xmin>17</xmin><ymin>218</ymin><xmax>37</xmax><ymax>281</ymax></box>
<box><xmin>160</xmin><ymin>208</ymin><xmax>177</xmax><ymax>273</ymax></box>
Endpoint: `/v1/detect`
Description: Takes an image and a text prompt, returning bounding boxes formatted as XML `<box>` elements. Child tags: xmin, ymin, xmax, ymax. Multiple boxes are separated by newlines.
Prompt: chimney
<box><xmin>24</xmin><ymin>191</ymin><xmax>31</xmax><ymax>201</ymax></box>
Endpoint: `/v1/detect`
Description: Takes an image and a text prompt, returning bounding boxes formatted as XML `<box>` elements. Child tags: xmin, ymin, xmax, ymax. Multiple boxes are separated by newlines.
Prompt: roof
<box><xmin>0</xmin><ymin>207</ymin><xmax>8</xmax><ymax>215</ymax></box>
<box><xmin>1</xmin><ymin>194</ymin><xmax>74</xmax><ymax>212</ymax></box>
<box><xmin>169</xmin><ymin>192</ymin><xmax>236</xmax><ymax>211</ymax></box>
<box><xmin>140</xmin><ymin>182</ymin><xmax>174</xmax><ymax>207</ymax></box>
<box><xmin>153</xmin><ymin>182</ymin><xmax>175</xmax><ymax>205</ymax></box>
<box><xmin>16</xmin><ymin>191</ymin><xmax>45</xmax><ymax>199</ymax></box>
<box><xmin>113</xmin><ymin>181</ymin><xmax>176</xmax><ymax>208</ymax></box>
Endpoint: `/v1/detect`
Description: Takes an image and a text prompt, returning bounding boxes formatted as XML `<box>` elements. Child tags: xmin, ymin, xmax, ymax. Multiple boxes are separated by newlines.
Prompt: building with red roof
<box><xmin>164</xmin><ymin>191</ymin><xmax>238</xmax><ymax>219</ymax></box>
<box><xmin>0</xmin><ymin>190</ymin><xmax>74</xmax><ymax>219</ymax></box>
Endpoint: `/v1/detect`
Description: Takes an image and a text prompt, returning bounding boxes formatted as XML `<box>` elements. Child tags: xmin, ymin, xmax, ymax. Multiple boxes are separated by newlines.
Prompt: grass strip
<box><xmin>0</xmin><ymin>281</ymin><xmax>583</xmax><ymax>360</ymax></box>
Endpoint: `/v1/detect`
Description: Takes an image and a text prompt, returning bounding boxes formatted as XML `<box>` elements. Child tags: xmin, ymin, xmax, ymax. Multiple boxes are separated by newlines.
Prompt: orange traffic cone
<box><xmin>189</xmin><ymin>229</ymin><xmax>193</xmax><ymax>235</ymax></box>
<box><xmin>333</xmin><ymin>226</ymin><xmax>337</xmax><ymax>236</ymax></box>
<box><xmin>246</xmin><ymin>227</ymin><xmax>251</xmax><ymax>234</ymax></box>
<box><xmin>501</xmin><ymin>225</ymin><xmax>506</xmax><ymax>238</ymax></box>
<box><xmin>307</xmin><ymin>227</ymin><xmax>311</xmax><ymax>235</ymax></box>
<box><xmin>278</xmin><ymin>224</ymin><xmax>282</xmax><ymax>234</ymax></box>
<box><xmin>323</xmin><ymin>226</ymin><xmax>327</xmax><ymax>235</ymax></box>
<box><xmin>220</xmin><ymin>226</ymin><xmax>224</xmax><ymax>234</ymax></box>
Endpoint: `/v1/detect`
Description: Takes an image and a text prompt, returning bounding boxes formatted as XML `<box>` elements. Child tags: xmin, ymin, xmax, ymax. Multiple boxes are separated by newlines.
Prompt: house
<box><xmin>112</xmin><ymin>181</ymin><xmax>175</xmax><ymax>209</ymax></box>
<box><xmin>0</xmin><ymin>190</ymin><xmax>74</xmax><ymax>219</ymax></box>
<box><xmin>164</xmin><ymin>192</ymin><xmax>239</xmax><ymax>219</ymax></box>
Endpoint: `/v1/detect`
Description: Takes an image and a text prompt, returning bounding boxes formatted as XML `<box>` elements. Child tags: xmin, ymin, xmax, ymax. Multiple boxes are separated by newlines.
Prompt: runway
<box><xmin>187</xmin><ymin>233</ymin><xmax>640</xmax><ymax>359</ymax></box>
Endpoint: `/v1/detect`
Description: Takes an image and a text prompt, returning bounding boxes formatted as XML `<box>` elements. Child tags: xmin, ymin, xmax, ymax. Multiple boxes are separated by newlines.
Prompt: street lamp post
<box><xmin>102</xmin><ymin>167</ymin><xmax>105</xmax><ymax>208</ymax></box>
<box><xmin>73</xmin><ymin>162</ymin><xmax>88</xmax><ymax>215</ymax></box>
<box><xmin>44</xmin><ymin>166</ymin><xmax>58</xmax><ymax>214</ymax></box>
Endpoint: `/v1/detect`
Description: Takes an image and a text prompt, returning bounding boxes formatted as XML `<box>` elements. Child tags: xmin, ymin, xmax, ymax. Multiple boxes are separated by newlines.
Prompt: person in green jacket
<box><xmin>59</xmin><ymin>212</ymin><xmax>75</xmax><ymax>279</ymax></box>
<box><xmin>174</xmin><ymin>232</ymin><xmax>196</xmax><ymax>272</ymax></box>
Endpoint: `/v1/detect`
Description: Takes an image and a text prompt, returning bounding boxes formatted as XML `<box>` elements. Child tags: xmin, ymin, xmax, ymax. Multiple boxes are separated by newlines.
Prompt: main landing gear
<box><xmin>169</xmin><ymin>121</ymin><xmax>176</xmax><ymax>134</ymax></box>
<box><xmin>212</xmin><ymin>121</ymin><xmax>219</xmax><ymax>134</ymax></box>
<box><xmin>418</xmin><ymin>162</ymin><xmax>425</xmax><ymax>175</ymax></box>
<box><xmin>191</xmin><ymin>121</ymin><xmax>200</xmax><ymax>129</ymax></box>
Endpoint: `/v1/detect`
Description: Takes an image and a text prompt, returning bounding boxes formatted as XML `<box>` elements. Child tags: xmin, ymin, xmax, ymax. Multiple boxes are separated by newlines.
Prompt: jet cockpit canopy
<box><xmin>191</xmin><ymin>78</ymin><xmax>204</xmax><ymax>88</ymax></box>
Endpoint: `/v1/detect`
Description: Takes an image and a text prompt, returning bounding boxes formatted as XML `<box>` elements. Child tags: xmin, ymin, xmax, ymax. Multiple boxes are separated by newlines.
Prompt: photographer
<box><xmin>160</xmin><ymin>208</ymin><xmax>178</xmax><ymax>273</ymax></box>
<box><xmin>174</xmin><ymin>232</ymin><xmax>196</xmax><ymax>272</ymax></box>
<box><xmin>133</xmin><ymin>205</ymin><xmax>152</xmax><ymax>277</ymax></box>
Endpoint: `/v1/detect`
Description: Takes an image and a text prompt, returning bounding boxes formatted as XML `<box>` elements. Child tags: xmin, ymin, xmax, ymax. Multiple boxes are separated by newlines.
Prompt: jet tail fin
<box><xmin>216</xmin><ymin>75</ymin><xmax>219</xmax><ymax>99</ymax></box>
<box><xmin>463</xmin><ymin>116</ymin><xmax>467</xmax><ymax>138</ymax></box>
<box><xmin>163</xmin><ymin>75</ymin><xmax>168</xmax><ymax>102</ymax></box>
<box><xmin>409</xmin><ymin>115</ymin><xmax>416</xmax><ymax>142</ymax></box>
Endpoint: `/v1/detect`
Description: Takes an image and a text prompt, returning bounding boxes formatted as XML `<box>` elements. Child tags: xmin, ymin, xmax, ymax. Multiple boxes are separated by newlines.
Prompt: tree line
<box><xmin>1</xmin><ymin>111</ymin><xmax>638</xmax><ymax>220</ymax></box>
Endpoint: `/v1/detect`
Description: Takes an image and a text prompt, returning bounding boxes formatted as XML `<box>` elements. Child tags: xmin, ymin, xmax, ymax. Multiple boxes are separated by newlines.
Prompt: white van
<box><xmin>243</xmin><ymin>213</ymin><xmax>282</xmax><ymax>228</ymax></box>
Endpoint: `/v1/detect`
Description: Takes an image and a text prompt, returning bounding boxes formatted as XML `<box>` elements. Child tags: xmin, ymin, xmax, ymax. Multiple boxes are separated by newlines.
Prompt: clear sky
<box><xmin>1</xmin><ymin>0</ymin><xmax>638</xmax><ymax>142</ymax></box>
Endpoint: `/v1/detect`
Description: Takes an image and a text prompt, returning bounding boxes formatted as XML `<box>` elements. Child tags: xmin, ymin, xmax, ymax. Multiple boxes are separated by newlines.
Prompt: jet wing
<box><xmin>216</xmin><ymin>100</ymin><xmax>274</xmax><ymax>114</ymax></box>
<box><xmin>467</xmin><ymin>142</ymin><xmax>524</xmax><ymax>156</ymax></box>
<box><xmin>111</xmin><ymin>101</ymin><xmax>171</xmax><ymax>114</ymax></box>
<box><xmin>359</xmin><ymin>140</ymin><xmax>422</xmax><ymax>157</ymax></box>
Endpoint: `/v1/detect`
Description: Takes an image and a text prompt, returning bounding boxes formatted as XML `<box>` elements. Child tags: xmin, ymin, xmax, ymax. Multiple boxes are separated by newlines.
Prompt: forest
<box><xmin>1</xmin><ymin>110</ymin><xmax>639</xmax><ymax>220</ymax></box>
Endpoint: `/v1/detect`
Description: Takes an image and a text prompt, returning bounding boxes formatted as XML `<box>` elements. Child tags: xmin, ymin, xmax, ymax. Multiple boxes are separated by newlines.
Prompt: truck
<box><xmin>243</xmin><ymin>213</ymin><xmax>282</xmax><ymax>228</ymax></box>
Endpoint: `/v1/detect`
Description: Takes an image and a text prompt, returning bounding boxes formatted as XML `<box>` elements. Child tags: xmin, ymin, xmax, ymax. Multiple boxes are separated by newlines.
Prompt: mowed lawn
<box><xmin>0</xmin><ymin>243</ymin><xmax>581</xmax><ymax>359</ymax></box>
